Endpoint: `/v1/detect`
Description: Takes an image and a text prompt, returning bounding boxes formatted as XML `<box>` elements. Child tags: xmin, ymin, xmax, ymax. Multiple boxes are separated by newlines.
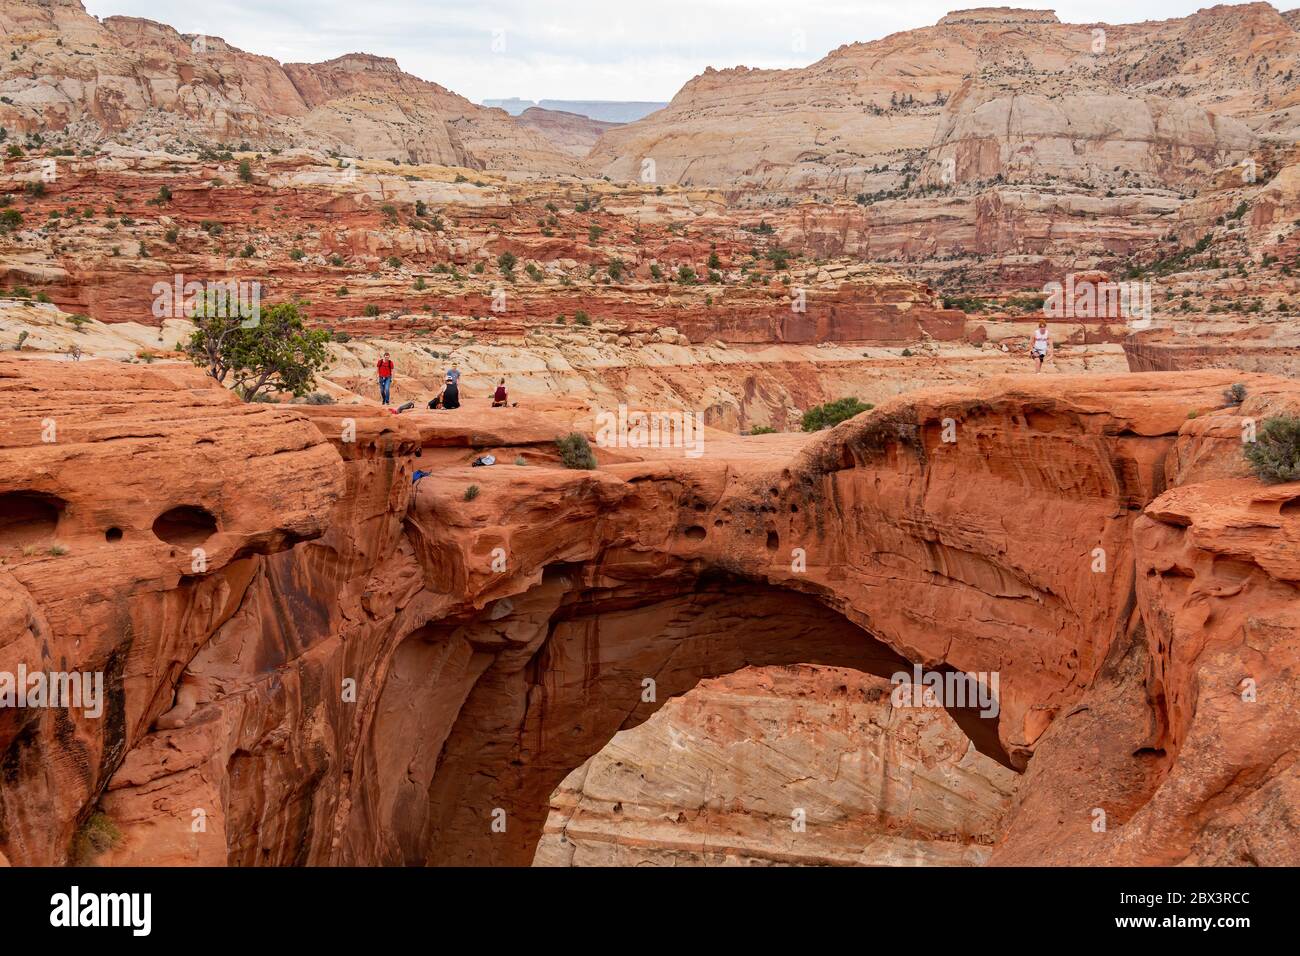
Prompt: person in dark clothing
<box><xmin>492</xmin><ymin>378</ymin><xmax>508</xmax><ymax>407</ymax></box>
<box><xmin>441</xmin><ymin>375</ymin><xmax>460</xmax><ymax>409</ymax></box>
<box><xmin>428</xmin><ymin>376</ymin><xmax>460</xmax><ymax>410</ymax></box>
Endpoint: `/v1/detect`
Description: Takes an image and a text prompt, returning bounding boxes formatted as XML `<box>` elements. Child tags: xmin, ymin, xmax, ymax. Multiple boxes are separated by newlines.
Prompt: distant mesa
<box><xmin>515</xmin><ymin>106</ymin><xmax>624</xmax><ymax>157</ymax></box>
<box><xmin>938</xmin><ymin>7</ymin><xmax>1061</xmax><ymax>24</ymax></box>
<box><xmin>483</xmin><ymin>98</ymin><xmax>668</xmax><ymax>123</ymax></box>
<box><xmin>481</xmin><ymin>97</ymin><xmax>537</xmax><ymax>115</ymax></box>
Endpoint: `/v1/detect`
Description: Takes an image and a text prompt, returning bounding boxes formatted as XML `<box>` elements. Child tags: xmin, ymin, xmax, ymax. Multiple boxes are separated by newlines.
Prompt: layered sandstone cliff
<box><xmin>0</xmin><ymin>2</ymin><xmax>581</xmax><ymax>174</ymax></box>
<box><xmin>517</xmin><ymin>108</ymin><xmax>623</xmax><ymax>159</ymax></box>
<box><xmin>592</xmin><ymin>4</ymin><xmax>1298</xmax><ymax>199</ymax></box>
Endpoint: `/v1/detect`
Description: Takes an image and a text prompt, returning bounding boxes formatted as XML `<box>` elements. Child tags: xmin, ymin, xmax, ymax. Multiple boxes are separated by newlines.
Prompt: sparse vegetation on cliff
<box><xmin>556</xmin><ymin>433</ymin><xmax>597</xmax><ymax>469</ymax></box>
<box><xmin>186</xmin><ymin>298</ymin><xmax>330</xmax><ymax>402</ymax></box>
<box><xmin>1245</xmin><ymin>415</ymin><xmax>1300</xmax><ymax>484</ymax></box>
<box><xmin>801</xmin><ymin>397</ymin><xmax>874</xmax><ymax>432</ymax></box>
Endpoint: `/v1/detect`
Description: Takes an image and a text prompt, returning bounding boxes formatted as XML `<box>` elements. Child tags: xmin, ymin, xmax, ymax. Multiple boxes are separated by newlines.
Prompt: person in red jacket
<box><xmin>376</xmin><ymin>352</ymin><xmax>394</xmax><ymax>405</ymax></box>
<box><xmin>492</xmin><ymin>378</ymin><xmax>508</xmax><ymax>407</ymax></box>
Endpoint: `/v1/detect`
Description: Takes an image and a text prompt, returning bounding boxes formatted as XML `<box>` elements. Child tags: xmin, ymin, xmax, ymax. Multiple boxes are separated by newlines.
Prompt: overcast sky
<box><xmin>82</xmin><ymin>1</ymin><xmax>1269</xmax><ymax>103</ymax></box>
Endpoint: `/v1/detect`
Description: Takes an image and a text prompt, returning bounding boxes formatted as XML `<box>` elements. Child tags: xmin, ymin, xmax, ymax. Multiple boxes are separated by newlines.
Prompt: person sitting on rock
<box><xmin>441</xmin><ymin>375</ymin><xmax>460</xmax><ymax>409</ymax></box>
<box><xmin>428</xmin><ymin>376</ymin><xmax>460</xmax><ymax>410</ymax></box>
<box><xmin>492</xmin><ymin>378</ymin><xmax>508</xmax><ymax>407</ymax></box>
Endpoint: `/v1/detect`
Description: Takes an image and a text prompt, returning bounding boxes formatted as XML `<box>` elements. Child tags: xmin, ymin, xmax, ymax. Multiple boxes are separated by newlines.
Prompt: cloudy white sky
<box><xmin>82</xmin><ymin>1</ymin><xmax>1267</xmax><ymax>103</ymax></box>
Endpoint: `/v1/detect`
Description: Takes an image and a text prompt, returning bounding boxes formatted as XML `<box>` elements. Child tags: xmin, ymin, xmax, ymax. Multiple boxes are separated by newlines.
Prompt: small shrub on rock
<box><xmin>1245</xmin><ymin>414</ymin><xmax>1300</xmax><ymax>484</ymax></box>
<box><xmin>801</xmin><ymin>397</ymin><xmax>874</xmax><ymax>432</ymax></box>
<box><xmin>556</xmin><ymin>433</ymin><xmax>596</xmax><ymax>470</ymax></box>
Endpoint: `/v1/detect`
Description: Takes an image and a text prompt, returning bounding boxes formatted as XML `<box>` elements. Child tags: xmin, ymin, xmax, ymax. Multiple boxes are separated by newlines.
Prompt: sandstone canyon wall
<box><xmin>2</xmin><ymin>357</ymin><xmax>1295</xmax><ymax>867</ymax></box>
<box><xmin>0</xmin><ymin>1</ymin><xmax>582</xmax><ymax>174</ymax></box>
<box><xmin>592</xmin><ymin>5</ymin><xmax>1297</xmax><ymax>199</ymax></box>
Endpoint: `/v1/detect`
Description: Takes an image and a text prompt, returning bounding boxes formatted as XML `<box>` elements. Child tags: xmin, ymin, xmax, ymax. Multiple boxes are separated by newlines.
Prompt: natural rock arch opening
<box><xmin>533</xmin><ymin>661</ymin><xmax>1018</xmax><ymax>866</ymax></box>
<box><xmin>359</xmin><ymin>565</ymin><xmax>1010</xmax><ymax>867</ymax></box>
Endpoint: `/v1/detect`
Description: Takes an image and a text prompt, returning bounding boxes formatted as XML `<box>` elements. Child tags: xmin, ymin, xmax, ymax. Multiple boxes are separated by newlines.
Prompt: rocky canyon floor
<box><xmin>0</xmin><ymin>1</ymin><xmax>1298</xmax><ymax>871</ymax></box>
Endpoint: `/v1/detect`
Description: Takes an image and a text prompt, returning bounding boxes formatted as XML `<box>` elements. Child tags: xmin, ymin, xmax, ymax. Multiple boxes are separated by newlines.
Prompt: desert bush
<box><xmin>556</xmin><ymin>432</ymin><xmax>596</xmax><ymax>470</ymax></box>
<box><xmin>801</xmin><ymin>397</ymin><xmax>874</xmax><ymax>432</ymax></box>
<box><xmin>464</xmin><ymin>484</ymin><xmax>480</xmax><ymax>501</ymax></box>
<box><xmin>71</xmin><ymin>812</ymin><xmax>121</xmax><ymax>864</ymax></box>
<box><xmin>1244</xmin><ymin>414</ymin><xmax>1300</xmax><ymax>483</ymax></box>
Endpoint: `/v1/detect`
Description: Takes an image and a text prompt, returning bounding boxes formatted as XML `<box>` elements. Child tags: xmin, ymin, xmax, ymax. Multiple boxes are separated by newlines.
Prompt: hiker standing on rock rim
<box><xmin>377</xmin><ymin>351</ymin><xmax>394</xmax><ymax>405</ymax></box>
<box><xmin>1030</xmin><ymin>321</ymin><xmax>1051</xmax><ymax>373</ymax></box>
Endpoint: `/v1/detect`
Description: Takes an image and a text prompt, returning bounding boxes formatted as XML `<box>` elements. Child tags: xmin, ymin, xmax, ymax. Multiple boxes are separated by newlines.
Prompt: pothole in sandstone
<box><xmin>533</xmin><ymin>664</ymin><xmax>1018</xmax><ymax>867</ymax></box>
<box><xmin>0</xmin><ymin>491</ymin><xmax>66</xmax><ymax>550</ymax></box>
<box><xmin>151</xmin><ymin>505</ymin><xmax>219</xmax><ymax>547</ymax></box>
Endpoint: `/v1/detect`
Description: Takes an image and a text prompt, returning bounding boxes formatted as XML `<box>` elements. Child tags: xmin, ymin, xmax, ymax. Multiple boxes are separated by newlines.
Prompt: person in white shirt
<box><xmin>1031</xmin><ymin>321</ymin><xmax>1051</xmax><ymax>373</ymax></box>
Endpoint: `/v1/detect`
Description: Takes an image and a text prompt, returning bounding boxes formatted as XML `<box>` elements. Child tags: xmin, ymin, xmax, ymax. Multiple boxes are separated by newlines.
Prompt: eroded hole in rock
<box><xmin>0</xmin><ymin>492</ymin><xmax>65</xmax><ymax>549</ymax></box>
<box><xmin>105</xmin><ymin>527</ymin><xmax>124</xmax><ymax>543</ymax></box>
<box><xmin>765</xmin><ymin>530</ymin><xmax>779</xmax><ymax>550</ymax></box>
<box><xmin>683</xmin><ymin>525</ymin><xmax>706</xmax><ymax>540</ymax></box>
<box><xmin>152</xmin><ymin>505</ymin><xmax>218</xmax><ymax>546</ymax></box>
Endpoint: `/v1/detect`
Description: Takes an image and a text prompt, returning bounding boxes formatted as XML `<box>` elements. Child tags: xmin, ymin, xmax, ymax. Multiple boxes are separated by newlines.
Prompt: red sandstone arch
<box><xmin>357</xmin><ymin>567</ymin><xmax>1007</xmax><ymax>866</ymax></box>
